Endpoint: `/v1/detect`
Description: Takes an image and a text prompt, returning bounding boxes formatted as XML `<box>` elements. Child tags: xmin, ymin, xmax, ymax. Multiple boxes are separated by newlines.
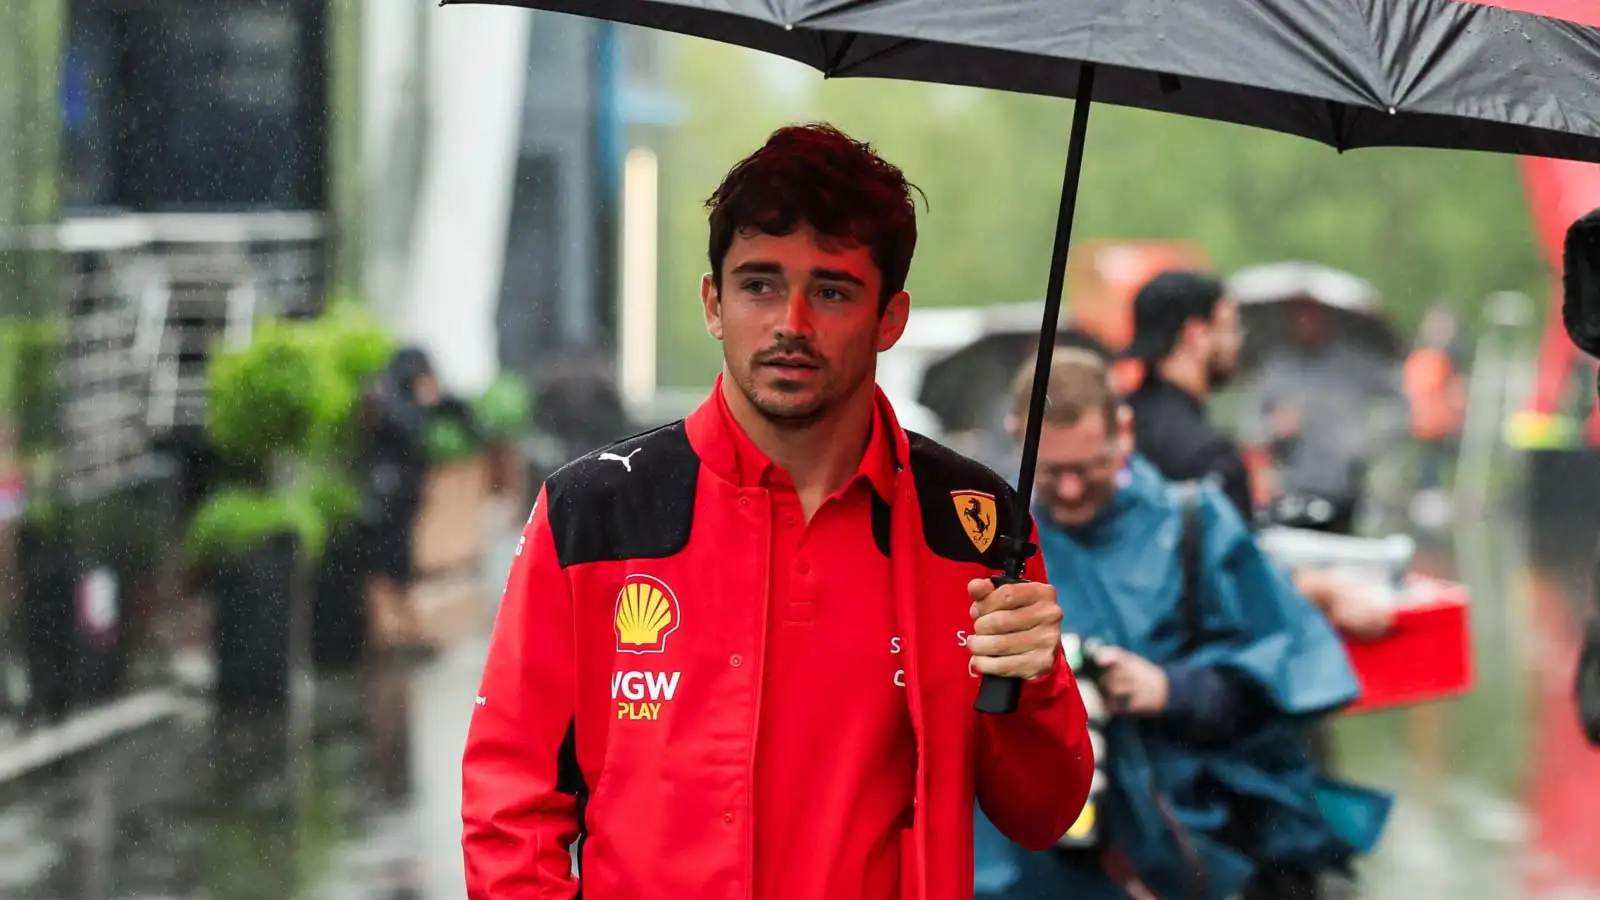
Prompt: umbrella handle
<box><xmin>975</xmin><ymin>573</ymin><xmax>1027</xmax><ymax>714</ymax></box>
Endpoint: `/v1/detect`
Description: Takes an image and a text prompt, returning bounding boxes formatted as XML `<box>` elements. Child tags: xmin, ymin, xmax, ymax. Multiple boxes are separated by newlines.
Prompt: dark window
<box><xmin>62</xmin><ymin>0</ymin><xmax>327</xmax><ymax>212</ymax></box>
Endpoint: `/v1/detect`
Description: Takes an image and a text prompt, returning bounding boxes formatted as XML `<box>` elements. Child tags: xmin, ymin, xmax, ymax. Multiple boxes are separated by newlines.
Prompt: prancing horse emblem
<box><xmin>950</xmin><ymin>490</ymin><xmax>997</xmax><ymax>554</ymax></box>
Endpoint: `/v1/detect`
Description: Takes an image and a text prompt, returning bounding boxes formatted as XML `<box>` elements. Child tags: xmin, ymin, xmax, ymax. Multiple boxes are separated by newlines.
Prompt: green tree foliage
<box><xmin>0</xmin><ymin>1</ymin><xmax>66</xmax><ymax>317</ymax></box>
<box><xmin>654</xmin><ymin>37</ymin><xmax>1547</xmax><ymax>387</ymax></box>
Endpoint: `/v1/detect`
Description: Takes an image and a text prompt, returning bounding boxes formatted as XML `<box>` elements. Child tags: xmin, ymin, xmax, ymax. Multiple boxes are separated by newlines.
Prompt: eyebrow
<box><xmin>811</xmin><ymin>267</ymin><xmax>867</xmax><ymax>287</ymax></box>
<box><xmin>728</xmin><ymin>261</ymin><xmax>868</xmax><ymax>287</ymax></box>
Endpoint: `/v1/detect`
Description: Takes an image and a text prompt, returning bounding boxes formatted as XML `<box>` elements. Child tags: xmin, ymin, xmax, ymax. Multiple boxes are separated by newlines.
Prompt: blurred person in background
<box><xmin>978</xmin><ymin>349</ymin><xmax>1374</xmax><ymax>900</ymax></box>
<box><xmin>1118</xmin><ymin>272</ymin><xmax>1392</xmax><ymax>641</ymax></box>
<box><xmin>1240</xmin><ymin>295</ymin><xmax>1410</xmax><ymax>535</ymax></box>
<box><xmin>1402</xmin><ymin>304</ymin><xmax>1468</xmax><ymax>527</ymax></box>
<box><xmin>356</xmin><ymin>346</ymin><xmax>480</xmax><ymax>657</ymax></box>
<box><xmin>462</xmin><ymin>122</ymin><xmax>1092</xmax><ymax>900</ymax></box>
<box><xmin>532</xmin><ymin>350</ymin><xmax>638</xmax><ymax>458</ymax></box>
<box><xmin>1120</xmin><ymin>270</ymin><xmax>1252</xmax><ymax>519</ymax></box>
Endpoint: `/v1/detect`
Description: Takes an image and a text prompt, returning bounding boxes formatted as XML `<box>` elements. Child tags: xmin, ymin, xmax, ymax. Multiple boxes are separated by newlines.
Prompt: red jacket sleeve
<box><xmin>462</xmin><ymin>484</ymin><xmax>581</xmax><ymax>899</ymax></box>
<box><xmin>973</xmin><ymin>516</ymin><xmax>1094</xmax><ymax>851</ymax></box>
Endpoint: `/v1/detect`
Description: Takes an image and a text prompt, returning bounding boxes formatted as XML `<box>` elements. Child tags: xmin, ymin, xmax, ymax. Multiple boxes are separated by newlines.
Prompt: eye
<box><xmin>741</xmin><ymin>278</ymin><xmax>775</xmax><ymax>295</ymax></box>
<box><xmin>816</xmin><ymin>286</ymin><xmax>849</xmax><ymax>301</ymax></box>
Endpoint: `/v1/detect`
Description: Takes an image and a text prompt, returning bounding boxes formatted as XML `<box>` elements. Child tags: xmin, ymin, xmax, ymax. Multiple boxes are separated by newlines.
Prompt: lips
<box><xmin>760</xmin><ymin>355</ymin><xmax>819</xmax><ymax>371</ymax></box>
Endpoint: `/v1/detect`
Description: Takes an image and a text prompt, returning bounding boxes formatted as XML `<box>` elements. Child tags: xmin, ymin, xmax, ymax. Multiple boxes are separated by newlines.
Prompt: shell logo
<box><xmin>614</xmin><ymin>574</ymin><xmax>682</xmax><ymax>654</ymax></box>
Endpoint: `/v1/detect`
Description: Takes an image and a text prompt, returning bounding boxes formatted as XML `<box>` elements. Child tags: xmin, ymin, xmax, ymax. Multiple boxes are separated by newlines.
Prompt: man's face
<box><xmin>413</xmin><ymin>373</ymin><xmax>441</xmax><ymax>407</ymax></box>
<box><xmin>1206</xmin><ymin>298</ymin><xmax>1243</xmax><ymax>387</ymax></box>
<box><xmin>702</xmin><ymin>224</ymin><xmax>909</xmax><ymax>427</ymax></box>
<box><xmin>1031</xmin><ymin>409</ymin><xmax>1132</xmax><ymax>528</ymax></box>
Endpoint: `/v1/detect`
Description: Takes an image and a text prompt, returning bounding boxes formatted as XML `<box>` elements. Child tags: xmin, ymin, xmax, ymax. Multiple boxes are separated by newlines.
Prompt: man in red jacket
<box><xmin>461</xmin><ymin>122</ymin><xmax>1093</xmax><ymax>900</ymax></box>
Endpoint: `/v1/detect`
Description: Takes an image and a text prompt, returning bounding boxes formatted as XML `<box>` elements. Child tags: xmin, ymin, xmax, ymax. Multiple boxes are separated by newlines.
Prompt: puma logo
<box><xmin>598</xmin><ymin>448</ymin><xmax>642</xmax><ymax>472</ymax></box>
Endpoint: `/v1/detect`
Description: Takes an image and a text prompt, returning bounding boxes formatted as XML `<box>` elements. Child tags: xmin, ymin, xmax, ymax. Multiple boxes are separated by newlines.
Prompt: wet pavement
<box><xmin>3</xmin><ymin>511</ymin><xmax>1600</xmax><ymax>899</ymax></box>
<box><xmin>0</xmin><ymin>642</ymin><xmax>491</xmax><ymax>900</ymax></box>
<box><xmin>1333</xmin><ymin>516</ymin><xmax>1600</xmax><ymax>900</ymax></box>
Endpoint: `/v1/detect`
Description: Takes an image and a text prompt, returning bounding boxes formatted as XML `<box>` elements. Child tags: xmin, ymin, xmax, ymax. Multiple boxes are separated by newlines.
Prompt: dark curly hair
<box><xmin>705</xmin><ymin>122</ymin><xmax>923</xmax><ymax>312</ymax></box>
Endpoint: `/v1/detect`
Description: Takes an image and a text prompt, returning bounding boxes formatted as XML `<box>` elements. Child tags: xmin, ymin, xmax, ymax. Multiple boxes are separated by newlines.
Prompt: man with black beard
<box><xmin>1120</xmin><ymin>270</ymin><xmax>1392</xmax><ymax>643</ymax></box>
<box><xmin>1120</xmin><ymin>271</ymin><xmax>1253</xmax><ymax>519</ymax></box>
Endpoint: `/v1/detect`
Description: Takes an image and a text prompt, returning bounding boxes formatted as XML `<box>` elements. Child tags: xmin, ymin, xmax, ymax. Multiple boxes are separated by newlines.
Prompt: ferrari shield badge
<box><xmin>951</xmin><ymin>490</ymin><xmax>997</xmax><ymax>554</ymax></box>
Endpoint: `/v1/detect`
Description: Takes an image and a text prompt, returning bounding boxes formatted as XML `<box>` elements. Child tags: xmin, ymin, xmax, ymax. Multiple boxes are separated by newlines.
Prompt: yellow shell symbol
<box><xmin>616</xmin><ymin>579</ymin><xmax>677</xmax><ymax>649</ymax></box>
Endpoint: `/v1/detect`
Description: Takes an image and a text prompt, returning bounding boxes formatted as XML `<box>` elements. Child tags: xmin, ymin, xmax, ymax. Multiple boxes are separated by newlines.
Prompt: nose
<box><xmin>1051</xmin><ymin>472</ymin><xmax>1085</xmax><ymax>505</ymax></box>
<box><xmin>779</xmin><ymin>287</ymin><xmax>813</xmax><ymax>336</ymax></box>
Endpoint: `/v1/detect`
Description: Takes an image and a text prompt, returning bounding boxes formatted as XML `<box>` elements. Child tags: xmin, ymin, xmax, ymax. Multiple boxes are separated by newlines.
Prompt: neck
<box><xmin>1155</xmin><ymin>354</ymin><xmax>1210</xmax><ymax>403</ymax></box>
<box><xmin>720</xmin><ymin>373</ymin><xmax>878</xmax><ymax>498</ymax></box>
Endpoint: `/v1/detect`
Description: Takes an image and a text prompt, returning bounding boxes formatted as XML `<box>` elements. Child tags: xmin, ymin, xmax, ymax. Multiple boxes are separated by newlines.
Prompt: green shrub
<box><xmin>471</xmin><ymin>373</ymin><xmax>532</xmax><ymax>442</ymax></box>
<box><xmin>193</xmin><ymin>301</ymin><xmax>394</xmax><ymax>563</ymax></box>
<box><xmin>423</xmin><ymin>414</ymin><xmax>483</xmax><ymax>463</ymax></box>
<box><xmin>0</xmin><ymin>317</ymin><xmax>65</xmax><ymax>455</ymax></box>
<box><xmin>184</xmin><ymin>487</ymin><xmax>325</xmax><ymax>568</ymax></box>
<box><xmin>302</xmin><ymin>468</ymin><xmax>362</xmax><ymax>533</ymax></box>
<box><xmin>315</xmin><ymin>299</ymin><xmax>397</xmax><ymax>387</ymax></box>
<box><xmin>204</xmin><ymin>320</ymin><xmax>339</xmax><ymax>468</ymax></box>
<box><xmin>183</xmin><ymin>469</ymin><xmax>365</xmax><ymax>568</ymax></box>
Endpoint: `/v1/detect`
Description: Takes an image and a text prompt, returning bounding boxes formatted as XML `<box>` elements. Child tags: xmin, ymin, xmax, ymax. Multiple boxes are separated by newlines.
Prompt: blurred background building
<box><xmin>0</xmin><ymin>0</ymin><xmax>678</xmax><ymax>742</ymax></box>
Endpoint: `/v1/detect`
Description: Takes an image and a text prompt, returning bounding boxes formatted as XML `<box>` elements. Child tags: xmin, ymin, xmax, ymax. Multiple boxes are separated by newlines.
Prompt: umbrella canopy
<box><xmin>447</xmin><ymin>0</ymin><xmax>1600</xmax><ymax>163</ymax></box>
<box><xmin>917</xmin><ymin>303</ymin><xmax>1111</xmax><ymax>433</ymax></box>
<box><xmin>443</xmin><ymin>0</ymin><xmax>1600</xmax><ymax>714</ymax></box>
<box><xmin>1227</xmin><ymin>261</ymin><xmax>1403</xmax><ymax>373</ymax></box>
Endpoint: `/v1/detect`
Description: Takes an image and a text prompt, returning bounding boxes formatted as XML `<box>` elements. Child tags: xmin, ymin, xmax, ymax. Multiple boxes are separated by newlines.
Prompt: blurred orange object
<box><xmin>1065</xmin><ymin>239</ymin><xmax>1212</xmax><ymax>354</ymax></box>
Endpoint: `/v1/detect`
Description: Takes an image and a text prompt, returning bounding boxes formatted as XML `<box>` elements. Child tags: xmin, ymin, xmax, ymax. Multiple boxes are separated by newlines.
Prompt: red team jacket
<box><xmin>461</xmin><ymin>388</ymin><xmax>1093</xmax><ymax>900</ymax></box>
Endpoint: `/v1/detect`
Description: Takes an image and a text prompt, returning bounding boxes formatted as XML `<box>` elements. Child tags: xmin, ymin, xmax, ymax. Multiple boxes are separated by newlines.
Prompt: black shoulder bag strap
<box><xmin>1102</xmin><ymin>480</ymin><xmax>1213</xmax><ymax>900</ymax></box>
<box><xmin>1175</xmin><ymin>481</ymin><xmax>1206</xmax><ymax>656</ymax></box>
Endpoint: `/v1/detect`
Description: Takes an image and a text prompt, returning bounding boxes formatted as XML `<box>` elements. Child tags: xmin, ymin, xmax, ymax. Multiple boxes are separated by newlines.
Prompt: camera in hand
<box><xmin>1059</xmin><ymin>634</ymin><xmax>1111</xmax><ymax>850</ymax></box>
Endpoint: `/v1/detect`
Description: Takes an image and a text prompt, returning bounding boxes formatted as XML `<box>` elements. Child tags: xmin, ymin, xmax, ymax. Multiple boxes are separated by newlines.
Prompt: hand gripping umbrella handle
<box><xmin>974</xmin><ymin>572</ymin><xmax>1026</xmax><ymax>715</ymax></box>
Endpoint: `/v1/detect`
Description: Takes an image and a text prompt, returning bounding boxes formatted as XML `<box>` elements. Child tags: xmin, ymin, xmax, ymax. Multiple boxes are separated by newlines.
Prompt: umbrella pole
<box><xmin>976</xmin><ymin>62</ymin><xmax>1097</xmax><ymax>715</ymax></box>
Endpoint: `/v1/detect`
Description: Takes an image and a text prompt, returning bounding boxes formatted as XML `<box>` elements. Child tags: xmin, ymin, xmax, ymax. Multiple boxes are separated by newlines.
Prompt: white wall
<box><xmin>362</xmin><ymin>1</ymin><xmax>531</xmax><ymax>396</ymax></box>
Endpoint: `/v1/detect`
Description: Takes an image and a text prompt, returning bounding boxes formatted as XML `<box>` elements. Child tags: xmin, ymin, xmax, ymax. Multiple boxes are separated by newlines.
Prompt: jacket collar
<box><xmin>685</xmin><ymin>372</ymin><xmax>906</xmax><ymax>501</ymax></box>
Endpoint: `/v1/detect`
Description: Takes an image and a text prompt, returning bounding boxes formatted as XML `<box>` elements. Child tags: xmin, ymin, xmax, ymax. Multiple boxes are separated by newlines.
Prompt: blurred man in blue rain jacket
<box><xmin>976</xmin><ymin>349</ymin><xmax>1389</xmax><ymax>900</ymax></box>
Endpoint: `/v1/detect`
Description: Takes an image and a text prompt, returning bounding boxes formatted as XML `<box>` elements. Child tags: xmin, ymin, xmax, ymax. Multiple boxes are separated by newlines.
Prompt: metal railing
<box><xmin>1</xmin><ymin>212</ymin><xmax>326</xmax><ymax>504</ymax></box>
<box><xmin>1455</xmin><ymin>290</ymin><xmax>1536</xmax><ymax>516</ymax></box>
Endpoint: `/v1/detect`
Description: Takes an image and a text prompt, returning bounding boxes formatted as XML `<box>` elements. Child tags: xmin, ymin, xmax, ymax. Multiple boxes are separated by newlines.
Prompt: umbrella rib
<box><xmin>1326</xmin><ymin>101</ymin><xmax>1350</xmax><ymax>152</ymax></box>
<box><xmin>822</xmin><ymin>34</ymin><xmax>858</xmax><ymax>77</ymax></box>
<box><xmin>823</xmin><ymin>36</ymin><xmax>920</xmax><ymax>77</ymax></box>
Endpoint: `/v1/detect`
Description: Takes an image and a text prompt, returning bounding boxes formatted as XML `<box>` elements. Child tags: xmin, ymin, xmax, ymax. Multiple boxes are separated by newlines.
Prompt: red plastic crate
<box><xmin>1342</xmin><ymin>575</ymin><xmax>1473</xmax><ymax>714</ymax></box>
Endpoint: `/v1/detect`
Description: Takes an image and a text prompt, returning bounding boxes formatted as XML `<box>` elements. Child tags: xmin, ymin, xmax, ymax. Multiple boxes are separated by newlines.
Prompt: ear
<box><xmin>701</xmin><ymin>272</ymin><xmax>724</xmax><ymax>341</ymax></box>
<box><xmin>875</xmin><ymin>290</ymin><xmax>912</xmax><ymax>353</ymax></box>
<box><xmin>1179</xmin><ymin>317</ymin><xmax>1209</xmax><ymax>353</ymax></box>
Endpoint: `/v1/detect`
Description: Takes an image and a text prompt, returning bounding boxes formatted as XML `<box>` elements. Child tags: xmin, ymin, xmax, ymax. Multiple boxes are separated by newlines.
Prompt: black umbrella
<box><xmin>917</xmin><ymin>304</ymin><xmax>1111</xmax><ymax>433</ymax></box>
<box><xmin>443</xmin><ymin>0</ymin><xmax>1600</xmax><ymax>714</ymax></box>
<box><xmin>1227</xmin><ymin>261</ymin><xmax>1404</xmax><ymax>375</ymax></box>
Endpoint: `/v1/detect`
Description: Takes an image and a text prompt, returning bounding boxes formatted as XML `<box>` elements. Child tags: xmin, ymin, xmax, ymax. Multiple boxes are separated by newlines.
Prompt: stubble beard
<box><xmin>736</xmin><ymin>366</ymin><xmax>830</xmax><ymax>430</ymax></box>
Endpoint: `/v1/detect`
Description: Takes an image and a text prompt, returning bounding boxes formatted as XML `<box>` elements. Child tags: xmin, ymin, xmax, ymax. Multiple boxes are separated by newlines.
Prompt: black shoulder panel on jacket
<box><xmin>906</xmin><ymin>432</ymin><xmax>1020</xmax><ymax>568</ymax></box>
<box><xmin>544</xmin><ymin>421</ymin><xmax>699</xmax><ymax>568</ymax></box>
<box><xmin>870</xmin><ymin>492</ymin><xmax>892</xmax><ymax>558</ymax></box>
